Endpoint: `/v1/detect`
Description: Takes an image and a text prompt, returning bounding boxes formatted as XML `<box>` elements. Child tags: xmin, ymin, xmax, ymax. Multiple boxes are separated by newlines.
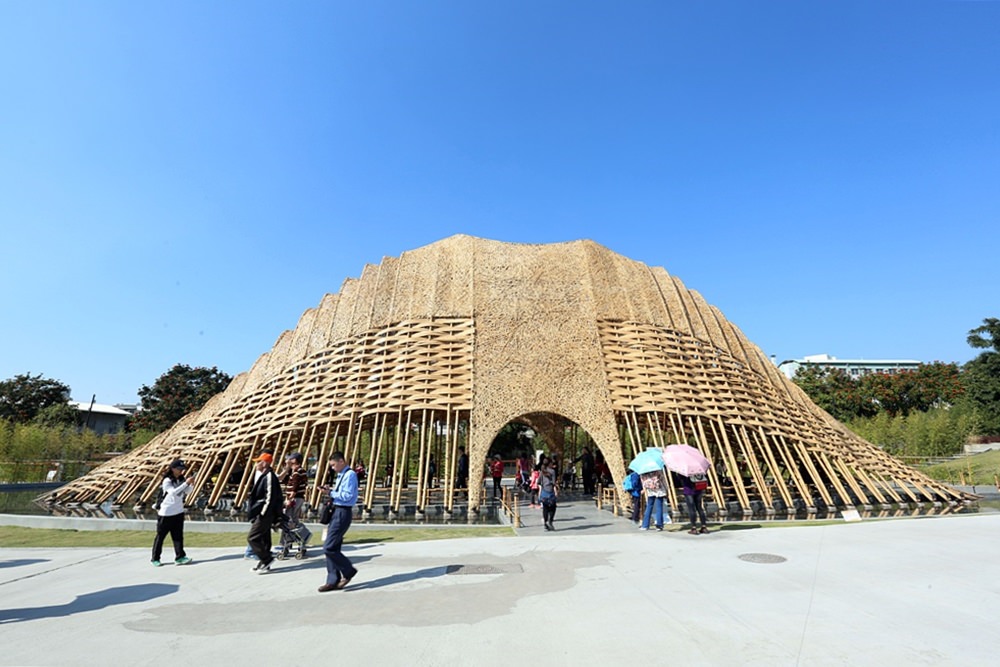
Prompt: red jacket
<box><xmin>490</xmin><ymin>460</ymin><xmax>504</xmax><ymax>478</ymax></box>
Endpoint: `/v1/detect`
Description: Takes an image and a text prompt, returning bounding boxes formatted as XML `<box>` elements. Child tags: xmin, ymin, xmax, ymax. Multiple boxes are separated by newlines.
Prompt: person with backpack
<box><xmin>538</xmin><ymin>456</ymin><xmax>559</xmax><ymax>531</ymax></box>
<box><xmin>679</xmin><ymin>472</ymin><xmax>710</xmax><ymax>534</ymax></box>
<box><xmin>151</xmin><ymin>459</ymin><xmax>195</xmax><ymax>567</ymax></box>
<box><xmin>622</xmin><ymin>467</ymin><xmax>642</xmax><ymax>525</ymax></box>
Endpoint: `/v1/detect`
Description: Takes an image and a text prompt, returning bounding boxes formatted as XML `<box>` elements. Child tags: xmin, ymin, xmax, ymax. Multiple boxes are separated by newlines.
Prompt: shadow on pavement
<box><xmin>0</xmin><ymin>558</ymin><xmax>49</xmax><ymax>569</ymax></box>
<box><xmin>345</xmin><ymin>566</ymin><xmax>445</xmax><ymax>591</ymax></box>
<box><xmin>0</xmin><ymin>583</ymin><xmax>179</xmax><ymax>624</ymax></box>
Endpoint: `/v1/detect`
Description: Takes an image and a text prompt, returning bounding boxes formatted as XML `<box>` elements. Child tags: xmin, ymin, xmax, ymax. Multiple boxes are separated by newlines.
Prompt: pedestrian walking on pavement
<box><xmin>247</xmin><ymin>452</ymin><xmax>283</xmax><ymax>573</ymax></box>
<box><xmin>151</xmin><ymin>459</ymin><xmax>195</xmax><ymax>567</ymax></box>
<box><xmin>318</xmin><ymin>451</ymin><xmax>359</xmax><ymax>593</ymax></box>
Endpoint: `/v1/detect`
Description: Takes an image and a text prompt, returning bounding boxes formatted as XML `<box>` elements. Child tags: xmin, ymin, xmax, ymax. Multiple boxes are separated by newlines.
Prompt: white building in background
<box><xmin>776</xmin><ymin>353</ymin><xmax>921</xmax><ymax>380</ymax></box>
<box><xmin>69</xmin><ymin>400</ymin><xmax>131</xmax><ymax>435</ymax></box>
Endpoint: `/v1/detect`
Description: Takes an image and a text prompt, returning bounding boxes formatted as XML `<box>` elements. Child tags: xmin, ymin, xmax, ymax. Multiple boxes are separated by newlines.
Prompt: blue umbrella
<box><xmin>628</xmin><ymin>448</ymin><xmax>665</xmax><ymax>475</ymax></box>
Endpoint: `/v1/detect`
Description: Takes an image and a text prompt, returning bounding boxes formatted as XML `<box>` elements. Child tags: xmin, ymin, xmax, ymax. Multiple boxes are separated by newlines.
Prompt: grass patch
<box><xmin>918</xmin><ymin>450</ymin><xmax>1000</xmax><ymax>487</ymax></box>
<box><xmin>0</xmin><ymin>525</ymin><xmax>513</xmax><ymax>548</ymax></box>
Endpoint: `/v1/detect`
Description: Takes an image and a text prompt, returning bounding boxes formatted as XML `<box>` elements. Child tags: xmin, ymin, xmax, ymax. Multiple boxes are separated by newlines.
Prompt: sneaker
<box><xmin>638</xmin><ymin>526</ymin><xmax>648</xmax><ymax>531</ymax></box>
<box><xmin>699</xmin><ymin>526</ymin><xmax>709</xmax><ymax>534</ymax></box>
<box><xmin>175</xmin><ymin>556</ymin><xmax>192</xmax><ymax>565</ymax></box>
<box><xmin>656</xmin><ymin>526</ymin><xmax>664</xmax><ymax>531</ymax></box>
<box><xmin>256</xmin><ymin>562</ymin><xmax>271</xmax><ymax>574</ymax></box>
<box><xmin>151</xmin><ymin>560</ymin><xmax>162</xmax><ymax>567</ymax></box>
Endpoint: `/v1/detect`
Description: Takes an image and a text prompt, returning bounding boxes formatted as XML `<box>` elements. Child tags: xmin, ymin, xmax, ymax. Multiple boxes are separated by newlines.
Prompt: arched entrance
<box><xmin>470</xmin><ymin>410</ymin><xmax>626</xmax><ymax>509</ymax></box>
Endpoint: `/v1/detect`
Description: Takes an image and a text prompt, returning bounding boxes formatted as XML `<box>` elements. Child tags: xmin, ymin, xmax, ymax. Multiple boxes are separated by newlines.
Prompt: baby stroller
<box><xmin>274</xmin><ymin>510</ymin><xmax>312</xmax><ymax>560</ymax></box>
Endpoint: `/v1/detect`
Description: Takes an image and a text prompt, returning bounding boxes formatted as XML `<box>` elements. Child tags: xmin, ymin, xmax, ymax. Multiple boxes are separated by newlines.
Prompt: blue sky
<box><xmin>1</xmin><ymin>1</ymin><xmax>998</xmax><ymax>405</ymax></box>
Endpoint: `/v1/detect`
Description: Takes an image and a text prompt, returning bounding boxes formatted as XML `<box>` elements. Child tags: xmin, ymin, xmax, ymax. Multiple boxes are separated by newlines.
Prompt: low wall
<box><xmin>964</xmin><ymin>442</ymin><xmax>1000</xmax><ymax>455</ymax></box>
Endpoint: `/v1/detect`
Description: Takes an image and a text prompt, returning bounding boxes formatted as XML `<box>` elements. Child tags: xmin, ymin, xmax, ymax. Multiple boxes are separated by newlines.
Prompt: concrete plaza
<box><xmin>1</xmin><ymin>501</ymin><xmax>999</xmax><ymax>666</ymax></box>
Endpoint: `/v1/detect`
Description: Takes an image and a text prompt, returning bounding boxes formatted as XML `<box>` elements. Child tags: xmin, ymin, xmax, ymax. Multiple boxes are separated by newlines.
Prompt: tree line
<box><xmin>791</xmin><ymin>318</ymin><xmax>1000</xmax><ymax>457</ymax></box>
<box><xmin>0</xmin><ymin>364</ymin><xmax>232</xmax><ymax>469</ymax></box>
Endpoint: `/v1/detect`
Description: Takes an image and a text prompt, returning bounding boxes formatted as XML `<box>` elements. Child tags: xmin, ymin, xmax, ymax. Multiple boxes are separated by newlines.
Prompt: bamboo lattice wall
<box><xmin>48</xmin><ymin>235</ymin><xmax>967</xmax><ymax>515</ymax></box>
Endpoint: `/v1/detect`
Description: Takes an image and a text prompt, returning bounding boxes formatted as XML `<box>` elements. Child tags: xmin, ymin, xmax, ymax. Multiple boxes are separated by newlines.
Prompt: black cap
<box><xmin>286</xmin><ymin>452</ymin><xmax>303</xmax><ymax>462</ymax></box>
<box><xmin>169</xmin><ymin>459</ymin><xmax>186</xmax><ymax>469</ymax></box>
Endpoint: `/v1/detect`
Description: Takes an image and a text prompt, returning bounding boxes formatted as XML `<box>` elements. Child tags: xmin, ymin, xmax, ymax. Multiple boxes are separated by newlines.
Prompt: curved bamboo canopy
<box><xmin>49</xmin><ymin>235</ymin><xmax>965</xmax><ymax>515</ymax></box>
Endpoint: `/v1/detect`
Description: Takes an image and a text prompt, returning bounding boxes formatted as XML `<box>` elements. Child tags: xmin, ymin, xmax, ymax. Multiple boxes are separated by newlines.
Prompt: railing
<box><xmin>498</xmin><ymin>485</ymin><xmax>522</xmax><ymax>527</ymax></box>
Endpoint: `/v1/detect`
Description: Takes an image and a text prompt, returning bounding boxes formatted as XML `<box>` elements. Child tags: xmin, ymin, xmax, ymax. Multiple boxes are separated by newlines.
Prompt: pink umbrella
<box><xmin>662</xmin><ymin>444</ymin><xmax>711</xmax><ymax>476</ymax></box>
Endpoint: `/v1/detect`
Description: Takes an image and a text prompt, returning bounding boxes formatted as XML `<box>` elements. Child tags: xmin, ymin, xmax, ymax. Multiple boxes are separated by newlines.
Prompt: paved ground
<box><xmin>2</xmin><ymin>498</ymin><xmax>999</xmax><ymax>666</ymax></box>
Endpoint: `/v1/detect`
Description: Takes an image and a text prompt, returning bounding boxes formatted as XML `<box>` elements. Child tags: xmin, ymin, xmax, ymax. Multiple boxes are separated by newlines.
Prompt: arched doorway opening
<box><xmin>486</xmin><ymin>412</ymin><xmax>602</xmax><ymax>496</ymax></box>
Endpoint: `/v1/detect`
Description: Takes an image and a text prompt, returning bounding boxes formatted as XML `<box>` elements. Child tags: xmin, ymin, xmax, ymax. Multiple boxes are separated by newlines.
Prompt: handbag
<box><xmin>318</xmin><ymin>499</ymin><xmax>333</xmax><ymax>524</ymax></box>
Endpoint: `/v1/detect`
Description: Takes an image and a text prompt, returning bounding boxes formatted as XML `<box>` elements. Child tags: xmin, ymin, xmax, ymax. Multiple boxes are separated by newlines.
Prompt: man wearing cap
<box><xmin>318</xmin><ymin>451</ymin><xmax>359</xmax><ymax>592</ymax></box>
<box><xmin>247</xmin><ymin>452</ymin><xmax>283</xmax><ymax>573</ymax></box>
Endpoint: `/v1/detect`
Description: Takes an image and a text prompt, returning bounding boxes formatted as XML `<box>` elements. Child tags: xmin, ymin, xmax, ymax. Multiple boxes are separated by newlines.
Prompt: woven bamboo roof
<box><xmin>49</xmin><ymin>235</ymin><xmax>966</xmax><ymax>515</ymax></box>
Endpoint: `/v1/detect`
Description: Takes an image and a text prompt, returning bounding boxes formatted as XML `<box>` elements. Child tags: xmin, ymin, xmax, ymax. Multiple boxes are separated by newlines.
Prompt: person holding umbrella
<box><xmin>639</xmin><ymin>467</ymin><xmax>670</xmax><ymax>531</ymax></box>
<box><xmin>628</xmin><ymin>448</ymin><xmax>671</xmax><ymax>531</ymax></box>
<box><xmin>679</xmin><ymin>472</ymin><xmax>710</xmax><ymax>534</ymax></box>
<box><xmin>662</xmin><ymin>444</ymin><xmax>712</xmax><ymax>535</ymax></box>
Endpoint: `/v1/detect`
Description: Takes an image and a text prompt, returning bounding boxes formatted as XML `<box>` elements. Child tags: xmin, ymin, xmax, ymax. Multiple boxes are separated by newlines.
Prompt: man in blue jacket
<box><xmin>318</xmin><ymin>451</ymin><xmax>359</xmax><ymax>592</ymax></box>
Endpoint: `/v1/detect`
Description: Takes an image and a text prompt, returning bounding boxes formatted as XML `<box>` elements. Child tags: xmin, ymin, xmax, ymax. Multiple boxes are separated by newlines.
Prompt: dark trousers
<box><xmin>152</xmin><ymin>513</ymin><xmax>185</xmax><ymax>561</ymax></box>
<box><xmin>541</xmin><ymin>497</ymin><xmax>557</xmax><ymax>525</ymax></box>
<box><xmin>324</xmin><ymin>506</ymin><xmax>357</xmax><ymax>586</ymax></box>
<box><xmin>492</xmin><ymin>476</ymin><xmax>502</xmax><ymax>498</ymax></box>
<box><xmin>685</xmin><ymin>491</ymin><xmax>708</xmax><ymax>527</ymax></box>
<box><xmin>630</xmin><ymin>494</ymin><xmax>642</xmax><ymax>523</ymax></box>
<box><xmin>583</xmin><ymin>469</ymin><xmax>595</xmax><ymax>494</ymax></box>
<box><xmin>248</xmin><ymin>516</ymin><xmax>275</xmax><ymax>564</ymax></box>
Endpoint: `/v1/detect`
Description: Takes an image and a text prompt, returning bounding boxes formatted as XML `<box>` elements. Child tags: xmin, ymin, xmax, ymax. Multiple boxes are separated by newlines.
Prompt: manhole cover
<box><xmin>445</xmin><ymin>564</ymin><xmax>524</xmax><ymax>575</ymax></box>
<box><xmin>738</xmin><ymin>553</ymin><xmax>787</xmax><ymax>564</ymax></box>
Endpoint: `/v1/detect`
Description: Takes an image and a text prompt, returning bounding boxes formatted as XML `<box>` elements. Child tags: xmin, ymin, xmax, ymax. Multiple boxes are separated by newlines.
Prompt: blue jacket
<box><xmin>625</xmin><ymin>471</ymin><xmax>641</xmax><ymax>497</ymax></box>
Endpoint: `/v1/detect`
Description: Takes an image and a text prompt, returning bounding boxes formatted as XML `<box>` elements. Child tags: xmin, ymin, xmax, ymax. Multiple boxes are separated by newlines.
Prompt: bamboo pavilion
<box><xmin>48</xmin><ymin>235</ymin><xmax>967</xmax><ymax>516</ymax></box>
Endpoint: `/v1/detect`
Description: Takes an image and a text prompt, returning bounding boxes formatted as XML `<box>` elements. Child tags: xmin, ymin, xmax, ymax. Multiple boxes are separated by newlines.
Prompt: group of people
<box><xmin>150</xmin><ymin>449</ymin><xmax>360</xmax><ymax>593</ymax></box>
<box><xmin>150</xmin><ymin>447</ymin><xmax>711</xmax><ymax>584</ymax></box>
<box><xmin>622</xmin><ymin>466</ymin><xmax>710</xmax><ymax>534</ymax></box>
<box><xmin>571</xmin><ymin>447</ymin><xmax>612</xmax><ymax>495</ymax></box>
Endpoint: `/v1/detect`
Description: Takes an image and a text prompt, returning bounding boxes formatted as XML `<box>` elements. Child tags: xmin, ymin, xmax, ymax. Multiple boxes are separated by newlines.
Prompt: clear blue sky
<box><xmin>1</xmin><ymin>1</ymin><xmax>998</xmax><ymax>405</ymax></box>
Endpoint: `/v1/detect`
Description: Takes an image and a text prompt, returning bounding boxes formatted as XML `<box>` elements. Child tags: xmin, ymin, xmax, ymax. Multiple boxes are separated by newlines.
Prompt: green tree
<box><xmin>33</xmin><ymin>402</ymin><xmax>80</xmax><ymax>428</ymax></box>
<box><xmin>129</xmin><ymin>364</ymin><xmax>232</xmax><ymax>434</ymax></box>
<box><xmin>962</xmin><ymin>317</ymin><xmax>1000</xmax><ymax>436</ymax></box>
<box><xmin>0</xmin><ymin>373</ymin><xmax>71</xmax><ymax>423</ymax></box>
<box><xmin>792</xmin><ymin>366</ymin><xmax>875</xmax><ymax>422</ymax></box>
<box><xmin>488</xmin><ymin>423</ymin><xmax>534</xmax><ymax>459</ymax></box>
<box><xmin>858</xmin><ymin>362</ymin><xmax>963</xmax><ymax>417</ymax></box>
